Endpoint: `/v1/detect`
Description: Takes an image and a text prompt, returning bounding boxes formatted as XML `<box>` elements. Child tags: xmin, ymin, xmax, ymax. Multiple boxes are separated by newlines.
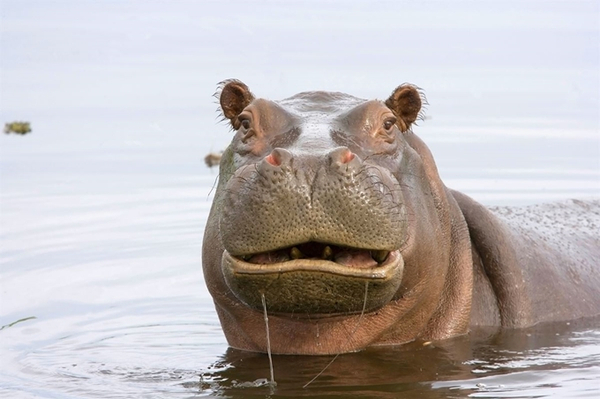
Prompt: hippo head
<box><xmin>202</xmin><ymin>81</ymin><xmax>473</xmax><ymax>355</ymax></box>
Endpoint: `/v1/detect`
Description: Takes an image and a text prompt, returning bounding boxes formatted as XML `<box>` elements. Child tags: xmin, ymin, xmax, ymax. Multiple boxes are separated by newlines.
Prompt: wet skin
<box><xmin>202</xmin><ymin>80</ymin><xmax>600</xmax><ymax>355</ymax></box>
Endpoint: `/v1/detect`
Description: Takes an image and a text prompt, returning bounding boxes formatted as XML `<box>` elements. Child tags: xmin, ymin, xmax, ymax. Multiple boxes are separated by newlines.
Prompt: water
<box><xmin>1</xmin><ymin>1</ymin><xmax>599</xmax><ymax>398</ymax></box>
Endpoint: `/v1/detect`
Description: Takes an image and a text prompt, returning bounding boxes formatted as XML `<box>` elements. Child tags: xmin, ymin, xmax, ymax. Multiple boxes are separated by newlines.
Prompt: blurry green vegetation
<box><xmin>4</xmin><ymin>121</ymin><xmax>32</xmax><ymax>135</ymax></box>
<box><xmin>0</xmin><ymin>316</ymin><xmax>37</xmax><ymax>331</ymax></box>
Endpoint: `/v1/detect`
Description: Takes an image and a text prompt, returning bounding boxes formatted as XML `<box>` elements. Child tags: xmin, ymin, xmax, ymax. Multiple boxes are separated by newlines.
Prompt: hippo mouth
<box><xmin>240</xmin><ymin>242</ymin><xmax>393</xmax><ymax>267</ymax></box>
<box><xmin>222</xmin><ymin>242</ymin><xmax>404</xmax><ymax>316</ymax></box>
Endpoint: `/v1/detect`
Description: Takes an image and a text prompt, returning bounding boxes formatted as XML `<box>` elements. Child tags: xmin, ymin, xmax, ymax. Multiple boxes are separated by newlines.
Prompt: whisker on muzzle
<box><xmin>261</xmin><ymin>293</ymin><xmax>277</xmax><ymax>390</ymax></box>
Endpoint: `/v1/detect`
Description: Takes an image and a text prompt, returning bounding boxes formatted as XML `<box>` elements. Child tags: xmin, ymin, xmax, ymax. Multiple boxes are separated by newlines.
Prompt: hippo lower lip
<box><xmin>222</xmin><ymin>247</ymin><xmax>404</xmax><ymax>316</ymax></box>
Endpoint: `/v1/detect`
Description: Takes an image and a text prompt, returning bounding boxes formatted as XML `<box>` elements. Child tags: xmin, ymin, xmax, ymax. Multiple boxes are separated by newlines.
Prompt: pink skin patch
<box><xmin>334</xmin><ymin>249</ymin><xmax>378</xmax><ymax>268</ymax></box>
<box><xmin>265</xmin><ymin>153</ymin><xmax>281</xmax><ymax>166</ymax></box>
<box><xmin>340</xmin><ymin>150</ymin><xmax>355</xmax><ymax>164</ymax></box>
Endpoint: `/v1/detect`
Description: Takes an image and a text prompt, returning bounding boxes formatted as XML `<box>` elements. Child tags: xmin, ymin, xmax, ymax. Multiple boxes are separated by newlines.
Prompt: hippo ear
<box><xmin>219</xmin><ymin>80</ymin><xmax>255</xmax><ymax>129</ymax></box>
<box><xmin>385</xmin><ymin>84</ymin><xmax>423</xmax><ymax>132</ymax></box>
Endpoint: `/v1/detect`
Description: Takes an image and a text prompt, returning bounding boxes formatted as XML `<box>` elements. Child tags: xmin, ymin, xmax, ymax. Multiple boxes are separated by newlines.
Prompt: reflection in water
<box><xmin>198</xmin><ymin>318</ymin><xmax>600</xmax><ymax>398</ymax></box>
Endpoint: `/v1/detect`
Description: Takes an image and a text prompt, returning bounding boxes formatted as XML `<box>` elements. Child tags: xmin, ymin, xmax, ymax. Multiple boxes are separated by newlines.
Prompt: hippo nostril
<box><xmin>264</xmin><ymin>148</ymin><xmax>291</xmax><ymax>167</ymax></box>
<box><xmin>329</xmin><ymin>147</ymin><xmax>357</xmax><ymax>166</ymax></box>
<box><xmin>341</xmin><ymin>150</ymin><xmax>355</xmax><ymax>164</ymax></box>
<box><xmin>265</xmin><ymin>153</ymin><xmax>281</xmax><ymax>166</ymax></box>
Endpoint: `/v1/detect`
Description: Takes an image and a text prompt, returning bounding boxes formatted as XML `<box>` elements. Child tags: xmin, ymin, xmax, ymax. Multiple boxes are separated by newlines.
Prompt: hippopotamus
<box><xmin>202</xmin><ymin>80</ymin><xmax>600</xmax><ymax>355</ymax></box>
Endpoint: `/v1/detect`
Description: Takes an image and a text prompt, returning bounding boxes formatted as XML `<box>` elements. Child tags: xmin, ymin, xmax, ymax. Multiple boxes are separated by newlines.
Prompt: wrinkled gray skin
<box><xmin>202</xmin><ymin>80</ymin><xmax>600</xmax><ymax>355</ymax></box>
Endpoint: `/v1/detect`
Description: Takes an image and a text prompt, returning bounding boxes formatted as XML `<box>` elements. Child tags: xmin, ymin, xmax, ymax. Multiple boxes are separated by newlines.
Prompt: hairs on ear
<box><xmin>214</xmin><ymin>79</ymin><xmax>254</xmax><ymax>130</ymax></box>
<box><xmin>385</xmin><ymin>84</ymin><xmax>428</xmax><ymax>132</ymax></box>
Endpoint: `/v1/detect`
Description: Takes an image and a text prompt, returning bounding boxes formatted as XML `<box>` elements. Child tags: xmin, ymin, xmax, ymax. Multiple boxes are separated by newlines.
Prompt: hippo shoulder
<box><xmin>489</xmin><ymin>199</ymin><xmax>600</xmax><ymax>270</ymax></box>
<box><xmin>452</xmin><ymin>192</ymin><xmax>600</xmax><ymax>327</ymax></box>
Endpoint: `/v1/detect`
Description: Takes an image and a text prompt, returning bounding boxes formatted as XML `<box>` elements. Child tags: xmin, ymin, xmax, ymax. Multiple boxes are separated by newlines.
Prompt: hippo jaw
<box><xmin>222</xmin><ymin>244</ymin><xmax>404</xmax><ymax>316</ymax></box>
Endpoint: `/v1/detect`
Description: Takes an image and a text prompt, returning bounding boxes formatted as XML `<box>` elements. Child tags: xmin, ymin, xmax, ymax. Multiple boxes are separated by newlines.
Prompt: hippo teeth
<box><xmin>242</xmin><ymin>242</ymin><xmax>390</xmax><ymax>269</ymax></box>
<box><xmin>371</xmin><ymin>250</ymin><xmax>389</xmax><ymax>263</ymax></box>
<box><xmin>322</xmin><ymin>245</ymin><xmax>333</xmax><ymax>260</ymax></box>
<box><xmin>290</xmin><ymin>247</ymin><xmax>303</xmax><ymax>259</ymax></box>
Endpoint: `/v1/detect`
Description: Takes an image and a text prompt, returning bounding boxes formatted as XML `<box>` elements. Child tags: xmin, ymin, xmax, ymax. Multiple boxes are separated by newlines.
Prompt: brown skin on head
<box><xmin>202</xmin><ymin>80</ymin><xmax>600</xmax><ymax>355</ymax></box>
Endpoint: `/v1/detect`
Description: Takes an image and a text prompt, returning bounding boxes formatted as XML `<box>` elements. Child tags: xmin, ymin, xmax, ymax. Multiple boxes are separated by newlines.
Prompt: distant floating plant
<box><xmin>4</xmin><ymin>121</ymin><xmax>32</xmax><ymax>135</ymax></box>
<box><xmin>204</xmin><ymin>151</ymin><xmax>222</xmax><ymax>168</ymax></box>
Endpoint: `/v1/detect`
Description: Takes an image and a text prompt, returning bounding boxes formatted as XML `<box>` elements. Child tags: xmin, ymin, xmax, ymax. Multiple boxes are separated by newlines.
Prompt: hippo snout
<box><xmin>219</xmin><ymin>146</ymin><xmax>407</xmax><ymax>257</ymax></box>
<box><xmin>218</xmin><ymin>146</ymin><xmax>407</xmax><ymax>315</ymax></box>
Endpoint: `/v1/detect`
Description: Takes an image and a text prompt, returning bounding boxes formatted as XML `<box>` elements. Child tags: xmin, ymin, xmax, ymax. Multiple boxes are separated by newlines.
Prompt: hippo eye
<box><xmin>383</xmin><ymin>117</ymin><xmax>396</xmax><ymax>132</ymax></box>
<box><xmin>240</xmin><ymin>118</ymin><xmax>251</xmax><ymax>130</ymax></box>
<box><xmin>238</xmin><ymin>115</ymin><xmax>256</xmax><ymax>143</ymax></box>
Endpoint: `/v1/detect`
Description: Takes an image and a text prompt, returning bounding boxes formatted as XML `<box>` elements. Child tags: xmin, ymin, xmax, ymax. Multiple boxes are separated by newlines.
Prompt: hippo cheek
<box><xmin>221</xmin><ymin>249</ymin><xmax>404</xmax><ymax>315</ymax></box>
